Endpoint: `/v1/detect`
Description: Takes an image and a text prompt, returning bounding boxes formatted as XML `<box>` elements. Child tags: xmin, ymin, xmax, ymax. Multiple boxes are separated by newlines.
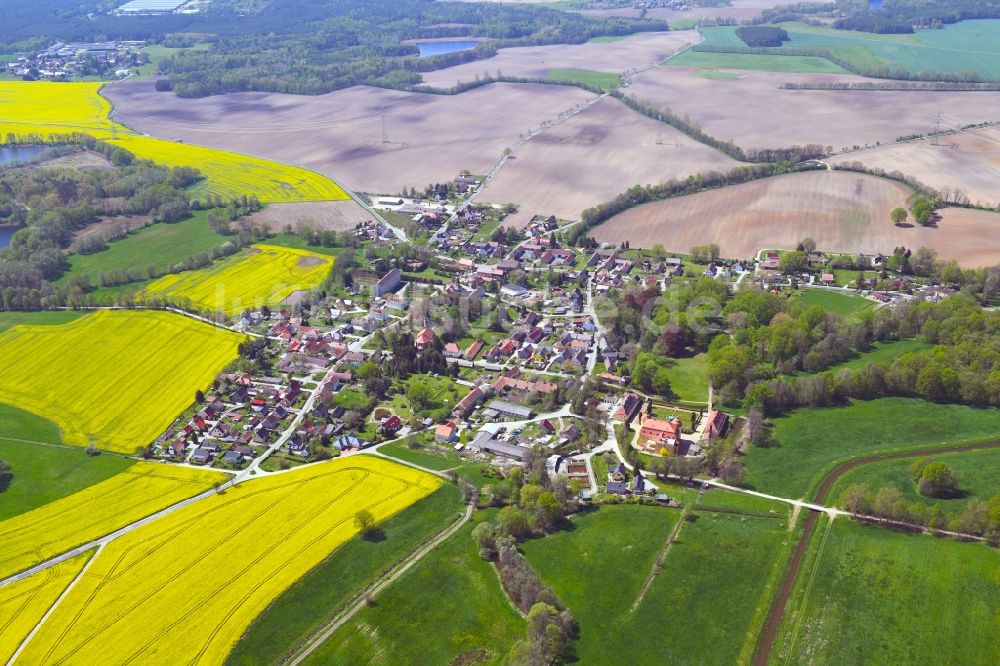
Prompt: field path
<box><xmin>285</xmin><ymin>501</ymin><xmax>475</xmax><ymax>666</ymax></box>
<box><xmin>751</xmin><ymin>438</ymin><xmax>1000</xmax><ymax>666</ymax></box>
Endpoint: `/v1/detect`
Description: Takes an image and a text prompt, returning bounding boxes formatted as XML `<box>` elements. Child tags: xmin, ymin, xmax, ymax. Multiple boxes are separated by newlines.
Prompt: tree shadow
<box><xmin>362</xmin><ymin>527</ymin><xmax>386</xmax><ymax>542</ymax></box>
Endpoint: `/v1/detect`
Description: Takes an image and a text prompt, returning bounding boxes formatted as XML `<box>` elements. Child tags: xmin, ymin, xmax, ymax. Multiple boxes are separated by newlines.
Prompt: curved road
<box><xmin>752</xmin><ymin>438</ymin><xmax>1000</xmax><ymax>666</ymax></box>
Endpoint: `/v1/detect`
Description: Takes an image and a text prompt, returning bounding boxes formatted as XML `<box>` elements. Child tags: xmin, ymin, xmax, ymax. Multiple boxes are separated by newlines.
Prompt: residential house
<box><xmin>638</xmin><ymin>413</ymin><xmax>682</xmax><ymax>454</ymax></box>
<box><xmin>703</xmin><ymin>411</ymin><xmax>729</xmax><ymax>441</ymax></box>
<box><xmin>452</xmin><ymin>387</ymin><xmax>484</xmax><ymax>419</ymax></box>
<box><xmin>436</xmin><ymin>421</ymin><xmax>459</xmax><ymax>442</ymax></box>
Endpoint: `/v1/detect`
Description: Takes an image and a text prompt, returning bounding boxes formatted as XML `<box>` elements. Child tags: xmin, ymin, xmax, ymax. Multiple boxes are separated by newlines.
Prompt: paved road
<box><xmin>286</xmin><ymin>502</ymin><xmax>475</xmax><ymax>666</ymax></box>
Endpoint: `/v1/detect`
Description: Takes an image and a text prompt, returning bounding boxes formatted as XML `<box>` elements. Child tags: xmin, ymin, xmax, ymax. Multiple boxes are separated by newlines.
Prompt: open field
<box><xmin>0</xmin><ymin>310</ymin><xmax>243</xmax><ymax>453</ymax></box>
<box><xmin>478</xmin><ymin>96</ymin><xmax>737</xmax><ymax>222</ymax></box>
<box><xmin>627</xmin><ymin>67</ymin><xmax>1000</xmax><ymax>152</ymax></box>
<box><xmin>0</xmin><ymin>310</ymin><xmax>84</xmax><ymax>333</ymax></box>
<box><xmin>0</xmin><ymin>462</ymin><xmax>224</xmax><ymax>579</ymax></box>
<box><xmin>791</xmin><ymin>288</ymin><xmax>875</xmax><ymax>318</ymax></box>
<box><xmin>548</xmin><ymin>68</ymin><xmax>621</xmax><ymax>90</ymax></box>
<box><xmin>578</xmin><ymin>0</ymin><xmax>824</xmax><ymax>23</ymax></box>
<box><xmin>59</xmin><ymin>211</ymin><xmax>228</xmax><ymax>286</ymax></box>
<box><xmin>773</xmin><ymin>519</ymin><xmax>1000</xmax><ymax>665</ymax></box>
<box><xmin>301</xmin><ymin>509</ymin><xmax>523</xmax><ymax>666</ymax></box>
<box><xmin>244</xmin><ymin>200</ymin><xmax>372</xmax><ymax>232</ymax></box>
<box><xmin>18</xmin><ymin>457</ymin><xmax>441</xmax><ymax>665</ymax></box>
<box><xmin>0</xmin><ymin>82</ymin><xmax>347</xmax><ymax>203</ymax></box>
<box><xmin>694</xmin><ymin>20</ymin><xmax>1000</xmax><ymax>81</ymax></box>
<box><xmin>520</xmin><ymin>505</ymin><xmax>680</xmax><ymax>662</ymax></box>
<box><xmin>0</xmin><ymin>404</ymin><xmax>134</xmax><ymax>521</ymax></box>
<box><xmin>106</xmin><ymin>80</ymin><xmax>596</xmax><ymax>195</ymax></box>
<box><xmin>827</xmin><ymin>447</ymin><xmax>1000</xmax><ymax>520</ymax></box>
<box><xmin>227</xmin><ymin>484</ymin><xmax>463</xmax><ymax>666</ymax></box>
<box><xmin>669</xmin><ymin>50</ymin><xmax>850</xmax><ymax>74</ymax></box>
<box><xmin>742</xmin><ymin>398</ymin><xmax>1000</xmax><ymax>500</ymax></box>
<box><xmin>590</xmin><ymin>170</ymin><xmax>1000</xmax><ymax>266</ymax></box>
<box><xmin>0</xmin><ymin>553</ymin><xmax>91</xmax><ymax>664</ymax></box>
<box><xmin>829</xmin><ymin>126</ymin><xmax>1000</xmax><ymax>209</ymax></box>
<box><xmin>146</xmin><ymin>243</ymin><xmax>333</xmax><ymax>314</ymax></box>
<box><xmin>418</xmin><ymin>30</ymin><xmax>698</xmax><ymax>88</ymax></box>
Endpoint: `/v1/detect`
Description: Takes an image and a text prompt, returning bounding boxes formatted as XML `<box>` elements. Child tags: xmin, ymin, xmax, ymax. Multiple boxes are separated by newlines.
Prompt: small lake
<box><xmin>417</xmin><ymin>41</ymin><xmax>479</xmax><ymax>58</ymax></box>
<box><xmin>868</xmin><ymin>0</ymin><xmax>884</xmax><ymax>8</ymax></box>
<box><xmin>0</xmin><ymin>227</ymin><xmax>16</xmax><ymax>250</ymax></box>
<box><xmin>0</xmin><ymin>144</ymin><xmax>47</xmax><ymax>166</ymax></box>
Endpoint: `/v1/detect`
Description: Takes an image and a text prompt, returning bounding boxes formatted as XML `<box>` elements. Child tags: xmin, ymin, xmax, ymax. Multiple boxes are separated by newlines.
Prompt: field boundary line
<box><xmin>284</xmin><ymin>502</ymin><xmax>474</xmax><ymax>666</ymax></box>
<box><xmin>6</xmin><ymin>545</ymin><xmax>100</xmax><ymax>666</ymax></box>
<box><xmin>785</xmin><ymin>514</ymin><xmax>835</xmax><ymax>663</ymax></box>
<box><xmin>630</xmin><ymin>506</ymin><xmax>688</xmax><ymax>612</ymax></box>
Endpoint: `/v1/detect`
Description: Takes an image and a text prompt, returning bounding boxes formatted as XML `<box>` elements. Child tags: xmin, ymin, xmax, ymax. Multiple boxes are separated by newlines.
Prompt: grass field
<box><xmin>145</xmin><ymin>243</ymin><xmax>333</xmax><ymax>314</ymax></box>
<box><xmin>774</xmin><ymin>519</ymin><xmax>1000</xmax><ymax>665</ymax></box>
<box><xmin>743</xmin><ymin>398</ymin><xmax>1000</xmax><ymax>500</ymax></box>
<box><xmin>135</xmin><ymin>42</ymin><xmax>210</xmax><ymax>78</ymax></box>
<box><xmin>826</xmin><ymin>339</ymin><xmax>934</xmax><ymax>372</ymax></box>
<box><xmin>792</xmin><ymin>288</ymin><xmax>875</xmax><ymax>318</ymax></box>
<box><xmin>661</xmin><ymin>353</ymin><xmax>710</xmax><ymax>404</ymax></box>
<box><xmin>0</xmin><ymin>404</ymin><xmax>135</xmax><ymax>521</ymax></box>
<box><xmin>18</xmin><ymin>457</ymin><xmax>440</xmax><ymax>665</ymax></box>
<box><xmin>59</xmin><ymin>211</ymin><xmax>229</xmax><ymax>286</ymax></box>
<box><xmin>0</xmin><ymin>81</ymin><xmax>348</xmax><ymax>202</ymax></box>
<box><xmin>520</xmin><ymin>505</ymin><xmax>681</xmax><ymax>662</ymax></box>
<box><xmin>378</xmin><ymin>441</ymin><xmax>462</xmax><ymax>471</ymax></box>
<box><xmin>548</xmin><ymin>68</ymin><xmax>622</xmax><ymax>90</ymax></box>
<box><xmin>0</xmin><ymin>552</ymin><xmax>91</xmax><ymax>664</ymax></box>
<box><xmin>0</xmin><ymin>310</ymin><xmax>84</xmax><ymax>333</ymax></box>
<box><xmin>0</xmin><ymin>310</ymin><xmax>243</xmax><ymax>453</ymax></box>
<box><xmin>668</xmin><ymin>50</ymin><xmax>850</xmax><ymax>74</ymax></box>
<box><xmin>639</xmin><ymin>510</ymin><xmax>794</xmax><ymax>664</ymax></box>
<box><xmin>691</xmin><ymin>21</ymin><xmax>1000</xmax><ymax>80</ymax></box>
<box><xmin>226</xmin><ymin>483</ymin><xmax>463</xmax><ymax>666</ymax></box>
<box><xmin>827</xmin><ymin>447</ymin><xmax>1000</xmax><ymax>519</ymax></box>
<box><xmin>0</xmin><ymin>462</ymin><xmax>223</xmax><ymax>579</ymax></box>
<box><xmin>300</xmin><ymin>509</ymin><xmax>523</xmax><ymax>666</ymax></box>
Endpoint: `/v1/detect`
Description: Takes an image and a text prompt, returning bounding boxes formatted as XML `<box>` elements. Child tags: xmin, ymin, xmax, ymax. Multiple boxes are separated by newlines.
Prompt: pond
<box><xmin>868</xmin><ymin>0</ymin><xmax>884</xmax><ymax>8</ymax></box>
<box><xmin>0</xmin><ymin>144</ymin><xmax>48</xmax><ymax>166</ymax></box>
<box><xmin>417</xmin><ymin>40</ymin><xmax>479</xmax><ymax>58</ymax></box>
<box><xmin>0</xmin><ymin>227</ymin><xmax>16</xmax><ymax>250</ymax></box>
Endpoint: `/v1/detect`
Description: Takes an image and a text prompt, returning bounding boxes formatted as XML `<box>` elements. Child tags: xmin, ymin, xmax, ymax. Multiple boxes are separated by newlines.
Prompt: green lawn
<box><xmin>300</xmin><ymin>509</ymin><xmax>523</xmax><ymax>665</ymax></box>
<box><xmin>379</xmin><ymin>440</ymin><xmax>461</xmax><ymax>471</ymax></box>
<box><xmin>226</xmin><ymin>484</ymin><xmax>465</xmax><ymax>666</ymax></box>
<box><xmin>548</xmin><ymin>68</ymin><xmax>622</xmax><ymax>90</ymax></box>
<box><xmin>826</xmin><ymin>339</ymin><xmax>934</xmax><ymax>372</ymax></box>
<box><xmin>743</xmin><ymin>398</ymin><xmax>1000</xmax><ymax>500</ymax></box>
<box><xmin>791</xmin><ymin>288</ymin><xmax>875</xmax><ymax>318</ymax></box>
<box><xmin>668</xmin><ymin>50</ymin><xmax>850</xmax><ymax>74</ymax></box>
<box><xmin>661</xmin><ymin>353</ymin><xmax>710</xmax><ymax>404</ymax></box>
<box><xmin>60</xmin><ymin>211</ymin><xmax>229</xmax><ymax>286</ymax></box>
<box><xmin>694</xmin><ymin>487</ymin><xmax>790</xmax><ymax>518</ymax></box>
<box><xmin>0</xmin><ymin>310</ymin><xmax>86</xmax><ymax>333</ymax></box>
<box><xmin>827</xmin><ymin>447</ymin><xmax>1000</xmax><ymax>519</ymax></box>
<box><xmin>773</xmin><ymin>518</ymin><xmax>1000</xmax><ymax>665</ymax></box>
<box><xmin>520</xmin><ymin>505</ymin><xmax>681</xmax><ymax>662</ymax></box>
<box><xmin>0</xmin><ymin>404</ymin><xmax>134</xmax><ymax>521</ymax></box>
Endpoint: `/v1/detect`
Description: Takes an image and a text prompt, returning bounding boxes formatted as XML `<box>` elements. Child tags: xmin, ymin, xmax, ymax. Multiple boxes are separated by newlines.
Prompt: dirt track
<box><xmin>752</xmin><ymin>438</ymin><xmax>1000</xmax><ymax>665</ymax></box>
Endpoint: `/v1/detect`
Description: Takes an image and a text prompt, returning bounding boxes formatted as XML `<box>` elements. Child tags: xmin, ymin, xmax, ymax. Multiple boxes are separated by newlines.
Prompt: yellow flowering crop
<box><xmin>0</xmin><ymin>81</ymin><xmax>347</xmax><ymax>203</ymax></box>
<box><xmin>0</xmin><ymin>463</ymin><xmax>225</xmax><ymax>580</ymax></box>
<box><xmin>17</xmin><ymin>457</ymin><xmax>441</xmax><ymax>665</ymax></box>
<box><xmin>0</xmin><ymin>553</ymin><xmax>92</xmax><ymax>664</ymax></box>
<box><xmin>146</xmin><ymin>243</ymin><xmax>334</xmax><ymax>314</ymax></box>
<box><xmin>0</xmin><ymin>310</ymin><xmax>243</xmax><ymax>453</ymax></box>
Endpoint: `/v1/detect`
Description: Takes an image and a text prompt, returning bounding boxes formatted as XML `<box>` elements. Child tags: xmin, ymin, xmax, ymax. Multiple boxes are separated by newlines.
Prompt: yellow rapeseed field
<box><xmin>17</xmin><ymin>457</ymin><xmax>441</xmax><ymax>665</ymax></box>
<box><xmin>0</xmin><ymin>310</ymin><xmax>243</xmax><ymax>453</ymax></box>
<box><xmin>146</xmin><ymin>243</ymin><xmax>335</xmax><ymax>314</ymax></box>
<box><xmin>0</xmin><ymin>81</ymin><xmax>348</xmax><ymax>203</ymax></box>
<box><xmin>0</xmin><ymin>553</ymin><xmax>92</xmax><ymax>664</ymax></box>
<box><xmin>0</xmin><ymin>462</ymin><xmax>225</xmax><ymax>580</ymax></box>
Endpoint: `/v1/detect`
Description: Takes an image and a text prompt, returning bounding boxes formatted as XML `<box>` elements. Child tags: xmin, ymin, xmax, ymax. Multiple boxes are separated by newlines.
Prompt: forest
<box><xmin>833</xmin><ymin>0</ymin><xmax>1000</xmax><ymax>33</ymax></box>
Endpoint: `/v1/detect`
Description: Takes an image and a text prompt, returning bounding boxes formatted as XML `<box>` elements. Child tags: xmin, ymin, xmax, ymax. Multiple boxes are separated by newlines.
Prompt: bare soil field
<box><xmin>245</xmin><ymin>200</ymin><xmax>371</xmax><ymax>232</ymax></box>
<box><xmin>627</xmin><ymin>68</ymin><xmax>1000</xmax><ymax>152</ymax></box>
<box><xmin>71</xmin><ymin>214</ymin><xmax>153</xmax><ymax>245</ymax></box>
<box><xmin>419</xmin><ymin>30</ymin><xmax>699</xmax><ymax>88</ymax></box>
<box><xmin>578</xmin><ymin>0</ymin><xmax>822</xmax><ymax>22</ymax></box>
<box><xmin>829</xmin><ymin>127</ymin><xmax>1000</xmax><ymax>208</ymax></box>
<box><xmin>107</xmin><ymin>81</ymin><xmax>595</xmax><ymax>195</ymax></box>
<box><xmin>34</xmin><ymin>150</ymin><xmax>111</xmax><ymax>170</ymax></box>
<box><xmin>591</xmin><ymin>170</ymin><xmax>1000</xmax><ymax>266</ymax></box>
<box><xmin>478</xmin><ymin>96</ymin><xmax>738</xmax><ymax>223</ymax></box>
